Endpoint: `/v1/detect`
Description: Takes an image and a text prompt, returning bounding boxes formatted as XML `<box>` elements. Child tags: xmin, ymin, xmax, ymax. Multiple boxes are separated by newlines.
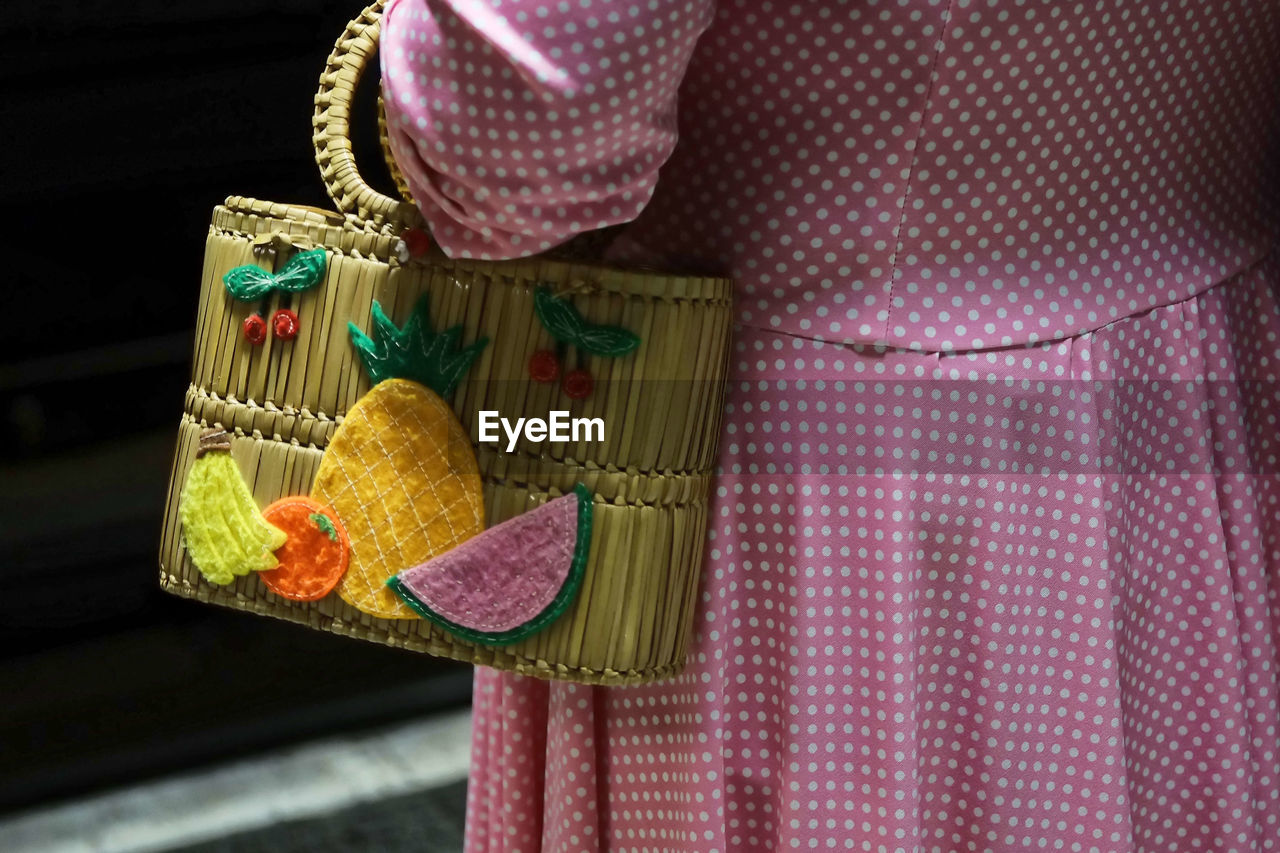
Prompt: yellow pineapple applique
<box><xmin>312</xmin><ymin>297</ymin><xmax>487</xmax><ymax>619</ymax></box>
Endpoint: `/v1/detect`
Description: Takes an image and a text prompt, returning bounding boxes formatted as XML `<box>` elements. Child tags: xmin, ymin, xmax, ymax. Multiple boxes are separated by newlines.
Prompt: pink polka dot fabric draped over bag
<box><xmin>382</xmin><ymin>0</ymin><xmax>1280</xmax><ymax>849</ymax></box>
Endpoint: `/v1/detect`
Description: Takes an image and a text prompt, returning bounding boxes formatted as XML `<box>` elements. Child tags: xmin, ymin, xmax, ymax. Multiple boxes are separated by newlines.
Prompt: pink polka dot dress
<box><xmin>381</xmin><ymin>0</ymin><xmax>1280</xmax><ymax>849</ymax></box>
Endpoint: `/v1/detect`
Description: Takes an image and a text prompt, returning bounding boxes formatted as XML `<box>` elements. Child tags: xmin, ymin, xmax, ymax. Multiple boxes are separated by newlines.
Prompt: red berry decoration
<box><xmin>272</xmin><ymin>308</ymin><xmax>300</xmax><ymax>341</ymax></box>
<box><xmin>243</xmin><ymin>313</ymin><xmax>267</xmax><ymax>345</ymax></box>
<box><xmin>528</xmin><ymin>349</ymin><xmax>561</xmax><ymax>383</ymax></box>
<box><xmin>562</xmin><ymin>369</ymin><xmax>593</xmax><ymax>399</ymax></box>
<box><xmin>401</xmin><ymin>227</ymin><xmax>432</xmax><ymax>259</ymax></box>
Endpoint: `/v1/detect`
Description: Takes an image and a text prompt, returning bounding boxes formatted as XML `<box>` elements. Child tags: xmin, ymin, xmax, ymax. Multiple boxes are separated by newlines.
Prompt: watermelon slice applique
<box><xmin>385</xmin><ymin>484</ymin><xmax>593</xmax><ymax>645</ymax></box>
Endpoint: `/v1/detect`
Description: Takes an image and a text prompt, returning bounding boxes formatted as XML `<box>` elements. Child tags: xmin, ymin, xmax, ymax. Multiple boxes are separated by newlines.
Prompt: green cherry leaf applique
<box><xmin>574</xmin><ymin>324</ymin><xmax>640</xmax><ymax>358</ymax></box>
<box><xmin>309</xmin><ymin>512</ymin><xmax>340</xmax><ymax>542</ymax></box>
<box><xmin>533</xmin><ymin>287</ymin><xmax>587</xmax><ymax>342</ymax></box>
<box><xmin>223</xmin><ymin>266</ymin><xmax>275</xmax><ymax>301</ymax></box>
<box><xmin>223</xmin><ymin>248</ymin><xmax>327</xmax><ymax>301</ymax></box>
<box><xmin>532</xmin><ymin>287</ymin><xmax>640</xmax><ymax>358</ymax></box>
<box><xmin>347</xmin><ymin>295</ymin><xmax>489</xmax><ymax>398</ymax></box>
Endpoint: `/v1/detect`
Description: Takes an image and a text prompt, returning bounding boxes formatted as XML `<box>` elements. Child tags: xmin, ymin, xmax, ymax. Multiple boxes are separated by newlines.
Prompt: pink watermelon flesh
<box><xmin>393</xmin><ymin>490</ymin><xmax>581</xmax><ymax>633</ymax></box>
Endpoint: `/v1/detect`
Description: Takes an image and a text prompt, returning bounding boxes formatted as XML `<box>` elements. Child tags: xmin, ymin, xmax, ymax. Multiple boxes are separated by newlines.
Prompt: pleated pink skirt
<box><xmin>465</xmin><ymin>258</ymin><xmax>1280</xmax><ymax>852</ymax></box>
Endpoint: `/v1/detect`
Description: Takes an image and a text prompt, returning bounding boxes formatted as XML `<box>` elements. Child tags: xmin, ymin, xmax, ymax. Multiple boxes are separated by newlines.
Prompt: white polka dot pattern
<box><xmin>383</xmin><ymin>0</ymin><xmax>1280</xmax><ymax>351</ymax></box>
<box><xmin>467</xmin><ymin>261</ymin><xmax>1280</xmax><ymax>852</ymax></box>
<box><xmin>378</xmin><ymin>0</ymin><xmax>1280</xmax><ymax>849</ymax></box>
<box><xmin>885</xmin><ymin>0</ymin><xmax>1280</xmax><ymax>352</ymax></box>
<box><xmin>381</xmin><ymin>0</ymin><xmax>716</xmax><ymax>261</ymax></box>
<box><xmin>612</xmin><ymin>0</ymin><xmax>1280</xmax><ymax>352</ymax></box>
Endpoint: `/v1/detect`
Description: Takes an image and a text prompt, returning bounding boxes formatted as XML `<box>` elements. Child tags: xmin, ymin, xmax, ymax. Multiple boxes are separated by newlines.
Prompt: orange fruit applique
<box><xmin>258</xmin><ymin>496</ymin><xmax>350</xmax><ymax>601</ymax></box>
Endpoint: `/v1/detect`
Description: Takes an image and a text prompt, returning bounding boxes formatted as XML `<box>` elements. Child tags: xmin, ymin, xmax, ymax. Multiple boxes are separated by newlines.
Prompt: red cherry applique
<box><xmin>562</xmin><ymin>369</ymin><xmax>593</xmax><ymax>399</ymax></box>
<box><xmin>272</xmin><ymin>308</ymin><xmax>300</xmax><ymax>341</ymax></box>
<box><xmin>243</xmin><ymin>313</ymin><xmax>267</xmax><ymax>345</ymax></box>
<box><xmin>528</xmin><ymin>350</ymin><xmax>561</xmax><ymax>383</ymax></box>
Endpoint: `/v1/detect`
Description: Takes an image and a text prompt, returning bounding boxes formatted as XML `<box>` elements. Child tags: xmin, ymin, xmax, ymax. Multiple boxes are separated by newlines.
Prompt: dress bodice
<box><xmin>610</xmin><ymin>0</ymin><xmax>1280</xmax><ymax>351</ymax></box>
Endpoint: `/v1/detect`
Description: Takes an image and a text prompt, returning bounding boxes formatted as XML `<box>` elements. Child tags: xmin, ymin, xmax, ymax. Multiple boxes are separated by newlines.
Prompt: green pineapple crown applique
<box><xmin>348</xmin><ymin>295</ymin><xmax>488</xmax><ymax>398</ymax></box>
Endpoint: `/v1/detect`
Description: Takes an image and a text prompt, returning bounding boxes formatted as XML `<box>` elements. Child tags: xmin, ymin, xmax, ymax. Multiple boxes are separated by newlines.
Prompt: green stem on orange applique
<box><xmin>309</xmin><ymin>512</ymin><xmax>340</xmax><ymax>542</ymax></box>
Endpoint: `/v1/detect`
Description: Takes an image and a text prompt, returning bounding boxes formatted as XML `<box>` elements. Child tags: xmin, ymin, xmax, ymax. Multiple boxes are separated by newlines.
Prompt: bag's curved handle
<box><xmin>377</xmin><ymin>92</ymin><xmax>417</xmax><ymax>204</ymax></box>
<box><xmin>314</xmin><ymin>0</ymin><xmax>622</xmax><ymax>258</ymax></box>
<box><xmin>313</xmin><ymin>0</ymin><xmax>422</xmax><ymax>233</ymax></box>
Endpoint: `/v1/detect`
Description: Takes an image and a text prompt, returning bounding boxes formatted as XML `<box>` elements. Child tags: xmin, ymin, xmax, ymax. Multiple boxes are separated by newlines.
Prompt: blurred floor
<box><xmin>169</xmin><ymin>783</ymin><xmax>467</xmax><ymax>853</ymax></box>
<box><xmin>2</xmin><ymin>710</ymin><xmax>471</xmax><ymax>853</ymax></box>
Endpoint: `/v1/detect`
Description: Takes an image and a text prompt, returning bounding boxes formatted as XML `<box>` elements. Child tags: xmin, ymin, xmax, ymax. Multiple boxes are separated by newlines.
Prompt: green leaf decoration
<box><xmin>532</xmin><ymin>287</ymin><xmax>640</xmax><ymax>358</ymax></box>
<box><xmin>222</xmin><ymin>266</ymin><xmax>276</xmax><ymax>301</ymax></box>
<box><xmin>348</xmin><ymin>295</ymin><xmax>488</xmax><ymax>398</ymax></box>
<box><xmin>575</xmin><ymin>324</ymin><xmax>640</xmax><ymax>357</ymax></box>
<box><xmin>223</xmin><ymin>248</ymin><xmax>327</xmax><ymax>301</ymax></box>
<box><xmin>274</xmin><ymin>249</ymin><xmax>327</xmax><ymax>290</ymax></box>
<box><xmin>309</xmin><ymin>512</ymin><xmax>339</xmax><ymax>542</ymax></box>
<box><xmin>534</xmin><ymin>288</ymin><xmax>587</xmax><ymax>342</ymax></box>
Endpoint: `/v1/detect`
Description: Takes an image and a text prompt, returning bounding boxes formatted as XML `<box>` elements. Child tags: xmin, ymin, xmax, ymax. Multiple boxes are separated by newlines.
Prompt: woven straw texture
<box><xmin>157</xmin><ymin>2</ymin><xmax>732</xmax><ymax>686</ymax></box>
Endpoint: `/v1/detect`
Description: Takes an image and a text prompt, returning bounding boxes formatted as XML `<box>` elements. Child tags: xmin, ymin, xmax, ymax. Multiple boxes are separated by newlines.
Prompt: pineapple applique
<box><xmin>311</xmin><ymin>296</ymin><xmax>488</xmax><ymax>619</ymax></box>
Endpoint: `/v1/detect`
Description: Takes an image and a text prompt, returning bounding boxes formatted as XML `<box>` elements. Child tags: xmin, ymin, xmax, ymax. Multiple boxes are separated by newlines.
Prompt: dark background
<box><xmin>0</xmin><ymin>0</ymin><xmax>470</xmax><ymax>814</ymax></box>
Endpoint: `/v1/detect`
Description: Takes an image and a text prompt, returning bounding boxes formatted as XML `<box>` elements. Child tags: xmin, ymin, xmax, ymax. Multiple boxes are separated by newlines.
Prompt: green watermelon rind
<box><xmin>386</xmin><ymin>484</ymin><xmax>593</xmax><ymax>646</ymax></box>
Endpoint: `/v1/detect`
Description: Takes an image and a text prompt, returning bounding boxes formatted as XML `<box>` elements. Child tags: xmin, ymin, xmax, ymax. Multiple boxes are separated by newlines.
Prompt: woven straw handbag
<box><xmin>157</xmin><ymin>2</ymin><xmax>732</xmax><ymax>686</ymax></box>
